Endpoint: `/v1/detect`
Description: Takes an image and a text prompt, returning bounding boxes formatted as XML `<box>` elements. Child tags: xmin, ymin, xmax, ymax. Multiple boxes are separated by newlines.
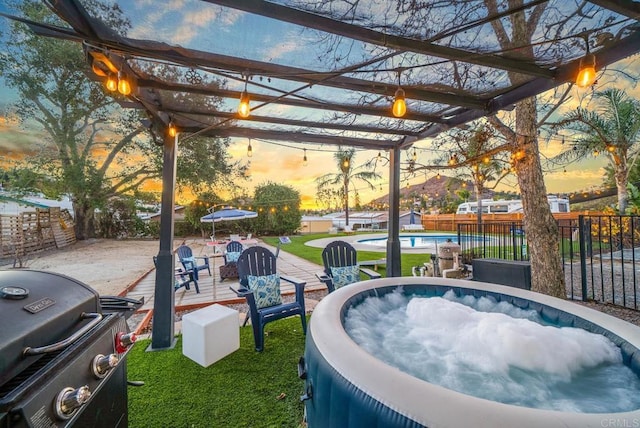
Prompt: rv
<box><xmin>455</xmin><ymin>195</ymin><xmax>570</xmax><ymax>215</ymax></box>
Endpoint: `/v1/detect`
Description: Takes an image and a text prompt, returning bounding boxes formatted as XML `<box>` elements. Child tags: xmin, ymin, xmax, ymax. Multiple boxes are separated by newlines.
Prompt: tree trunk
<box><xmin>515</xmin><ymin>97</ymin><xmax>565</xmax><ymax>298</ymax></box>
<box><xmin>344</xmin><ymin>177</ymin><xmax>350</xmax><ymax>226</ymax></box>
<box><xmin>615</xmin><ymin>167</ymin><xmax>629</xmax><ymax>214</ymax></box>
<box><xmin>475</xmin><ymin>183</ymin><xmax>484</xmax><ymax>227</ymax></box>
<box><xmin>73</xmin><ymin>201</ymin><xmax>95</xmax><ymax>240</ymax></box>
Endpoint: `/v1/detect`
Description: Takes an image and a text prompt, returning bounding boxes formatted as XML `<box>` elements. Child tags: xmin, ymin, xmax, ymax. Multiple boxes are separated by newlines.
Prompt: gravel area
<box><xmin>563</xmin><ymin>260</ymin><xmax>640</xmax><ymax>327</ymax></box>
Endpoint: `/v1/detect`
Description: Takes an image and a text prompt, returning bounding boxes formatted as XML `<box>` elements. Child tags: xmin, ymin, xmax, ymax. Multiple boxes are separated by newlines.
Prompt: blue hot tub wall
<box><xmin>303</xmin><ymin>283</ymin><xmax>640</xmax><ymax>428</ymax></box>
<box><xmin>304</xmin><ymin>334</ymin><xmax>424</xmax><ymax>428</ymax></box>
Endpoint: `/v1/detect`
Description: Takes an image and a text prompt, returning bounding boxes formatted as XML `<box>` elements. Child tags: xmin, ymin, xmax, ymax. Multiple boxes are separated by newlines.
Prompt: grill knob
<box><xmin>92</xmin><ymin>353</ymin><xmax>119</xmax><ymax>378</ymax></box>
<box><xmin>54</xmin><ymin>385</ymin><xmax>91</xmax><ymax>420</ymax></box>
<box><xmin>115</xmin><ymin>332</ymin><xmax>137</xmax><ymax>353</ymax></box>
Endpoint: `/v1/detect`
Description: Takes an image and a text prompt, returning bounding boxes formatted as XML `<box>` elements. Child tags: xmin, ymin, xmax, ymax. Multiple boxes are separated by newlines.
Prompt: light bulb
<box><xmin>105</xmin><ymin>73</ymin><xmax>118</xmax><ymax>92</ymax></box>
<box><xmin>238</xmin><ymin>90</ymin><xmax>250</xmax><ymax>118</ymax></box>
<box><xmin>168</xmin><ymin>121</ymin><xmax>177</xmax><ymax>137</ymax></box>
<box><xmin>576</xmin><ymin>53</ymin><xmax>596</xmax><ymax>87</ymax></box>
<box><xmin>247</xmin><ymin>141</ymin><xmax>253</xmax><ymax>157</ymax></box>
<box><xmin>117</xmin><ymin>71</ymin><xmax>131</xmax><ymax>95</ymax></box>
<box><xmin>392</xmin><ymin>87</ymin><xmax>406</xmax><ymax>117</ymax></box>
<box><xmin>303</xmin><ymin>149</ymin><xmax>308</xmax><ymax>166</ymax></box>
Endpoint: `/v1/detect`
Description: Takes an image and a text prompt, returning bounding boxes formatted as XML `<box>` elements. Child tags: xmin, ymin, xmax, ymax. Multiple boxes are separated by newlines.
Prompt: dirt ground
<box><xmin>0</xmin><ymin>238</ymin><xmax>208</xmax><ymax>296</ymax></box>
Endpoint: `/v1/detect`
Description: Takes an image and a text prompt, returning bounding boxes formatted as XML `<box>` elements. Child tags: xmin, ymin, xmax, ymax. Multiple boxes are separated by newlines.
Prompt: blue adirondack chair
<box><xmin>315</xmin><ymin>240</ymin><xmax>381</xmax><ymax>293</ymax></box>
<box><xmin>230</xmin><ymin>246</ymin><xmax>306</xmax><ymax>352</ymax></box>
<box><xmin>176</xmin><ymin>244</ymin><xmax>211</xmax><ymax>280</ymax></box>
<box><xmin>219</xmin><ymin>241</ymin><xmax>244</xmax><ymax>281</ymax></box>
<box><xmin>153</xmin><ymin>256</ymin><xmax>199</xmax><ymax>293</ymax></box>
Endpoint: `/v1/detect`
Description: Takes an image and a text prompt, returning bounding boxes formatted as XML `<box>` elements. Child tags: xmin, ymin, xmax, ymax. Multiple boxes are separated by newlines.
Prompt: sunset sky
<box><xmin>1</xmin><ymin>3</ymin><xmax>639</xmax><ymax>210</ymax></box>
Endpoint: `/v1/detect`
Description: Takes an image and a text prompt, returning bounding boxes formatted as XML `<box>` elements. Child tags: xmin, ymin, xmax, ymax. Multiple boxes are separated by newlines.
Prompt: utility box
<box><xmin>472</xmin><ymin>258</ymin><xmax>531</xmax><ymax>290</ymax></box>
<box><xmin>182</xmin><ymin>304</ymin><xmax>239</xmax><ymax>367</ymax></box>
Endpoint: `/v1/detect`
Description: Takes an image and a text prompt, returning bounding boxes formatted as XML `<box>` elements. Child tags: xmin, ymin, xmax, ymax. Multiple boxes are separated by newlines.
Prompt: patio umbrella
<box><xmin>200</xmin><ymin>207</ymin><xmax>258</xmax><ymax>240</ymax></box>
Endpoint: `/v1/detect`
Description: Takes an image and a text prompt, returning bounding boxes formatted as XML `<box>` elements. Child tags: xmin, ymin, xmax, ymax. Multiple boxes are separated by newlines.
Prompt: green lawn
<box><xmin>128</xmin><ymin>317</ymin><xmax>307</xmax><ymax>428</ymax></box>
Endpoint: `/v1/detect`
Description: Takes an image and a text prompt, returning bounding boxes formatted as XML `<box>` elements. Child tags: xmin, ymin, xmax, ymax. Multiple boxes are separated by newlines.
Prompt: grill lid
<box><xmin>0</xmin><ymin>270</ymin><xmax>100</xmax><ymax>389</ymax></box>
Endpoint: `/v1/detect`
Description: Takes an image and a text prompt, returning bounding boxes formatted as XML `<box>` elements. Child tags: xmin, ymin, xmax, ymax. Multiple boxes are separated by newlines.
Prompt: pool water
<box><xmin>357</xmin><ymin>234</ymin><xmax>481</xmax><ymax>248</ymax></box>
<box><xmin>344</xmin><ymin>289</ymin><xmax>640</xmax><ymax>413</ymax></box>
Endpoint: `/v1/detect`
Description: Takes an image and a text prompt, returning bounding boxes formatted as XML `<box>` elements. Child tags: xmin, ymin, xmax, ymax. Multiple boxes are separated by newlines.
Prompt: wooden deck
<box><xmin>125</xmin><ymin>243</ymin><xmax>327</xmax><ymax>311</ymax></box>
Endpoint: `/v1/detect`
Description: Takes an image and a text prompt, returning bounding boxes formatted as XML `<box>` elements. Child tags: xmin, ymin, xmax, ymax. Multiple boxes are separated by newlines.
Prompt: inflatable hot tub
<box><xmin>302</xmin><ymin>277</ymin><xmax>640</xmax><ymax>428</ymax></box>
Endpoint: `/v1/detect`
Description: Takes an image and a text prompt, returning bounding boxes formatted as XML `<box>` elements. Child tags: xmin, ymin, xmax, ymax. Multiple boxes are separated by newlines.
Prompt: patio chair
<box><xmin>316</xmin><ymin>240</ymin><xmax>381</xmax><ymax>293</ymax></box>
<box><xmin>230</xmin><ymin>246</ymin><xmax>306</xmax><ymax>352</ymax></box>
<box><xmin>176</xmin><ymin>244</ymin><xmax>211</xmax><ymax>280</ymax></box>
<box><xmin>153</xmin><ymin>256</ymin><xmax>199</xmax><ymax>293</ymax></box>
<box><xmin>219</xmin><ymin>240</ymin><xmax>243</xmax><ymax>281</ymax></box>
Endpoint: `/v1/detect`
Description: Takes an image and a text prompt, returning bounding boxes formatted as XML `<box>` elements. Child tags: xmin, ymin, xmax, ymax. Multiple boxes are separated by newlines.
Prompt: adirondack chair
<box><xmin>219</xmin><ymin>240</ymin><xmax>243</xmax><ymax>281</ymax></box>
<box><xmin>176</xmin><ymin>244</ymin><xmax>211</xmax><ymax>280</ymax></box>
<box><xmin>153</xmin><ymin>256</ymin><xmax>199</xmax><ymax>293</ymax></box>
<box><xmin>230</xmin><ymin>246</ymin><xmax>306</xmax><ymax>352</ymax></box>
<box><xmin>316</xmin><ymin>240</ymin><xmax>381</xmax><ymax>293</ymax></box>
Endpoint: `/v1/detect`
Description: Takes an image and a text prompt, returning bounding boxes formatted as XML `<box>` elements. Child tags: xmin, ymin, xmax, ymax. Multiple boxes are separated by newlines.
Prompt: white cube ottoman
<box><xmin>182</xmin><ymin>304</ymin><xmax>239</xmax><ymax>367</ymax></box>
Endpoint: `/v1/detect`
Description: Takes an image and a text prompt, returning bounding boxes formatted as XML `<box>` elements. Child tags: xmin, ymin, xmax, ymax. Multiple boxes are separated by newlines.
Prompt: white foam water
<box><xmin>344</xmin><ymin>289</ymin><xmax>640</xmax><ymax>413</ymax></box>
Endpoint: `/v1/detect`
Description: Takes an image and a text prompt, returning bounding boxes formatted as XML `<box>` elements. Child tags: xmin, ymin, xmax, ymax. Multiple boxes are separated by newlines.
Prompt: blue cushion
<box><xmin>181</xmin><ymin>256</ymin><xmax>195</xmax><ymax>269</ymax></box>
<box><xmin>247</xmin><ymin>273</ymin><xmax>282</xmax><ymax>309</ymax></box>
<box><xmin>330</xmin><ymin>265</ymin><xmax>360</xmax><ymax>289</ymax></box>
<box><xmin>226</xmin><ymin>251</ymin><xmax>241</xmax><ymax>263</ymax></box>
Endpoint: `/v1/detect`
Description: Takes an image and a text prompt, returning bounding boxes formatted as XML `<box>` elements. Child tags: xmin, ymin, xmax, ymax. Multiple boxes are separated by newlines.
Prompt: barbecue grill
<box><xmin>0</xmin><ymin>270</ymin><xmax>139</xmax><ymax>427</ymax></box>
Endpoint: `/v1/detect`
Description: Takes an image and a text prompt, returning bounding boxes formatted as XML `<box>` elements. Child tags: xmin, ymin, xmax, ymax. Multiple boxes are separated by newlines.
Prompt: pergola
<box><xmin>7</xmin><ymin>0</ymin><xmax>640</xmax><ymax>349</ymax></box>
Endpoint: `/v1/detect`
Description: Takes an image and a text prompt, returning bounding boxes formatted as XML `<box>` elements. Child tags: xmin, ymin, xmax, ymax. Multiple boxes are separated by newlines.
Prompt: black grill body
<box><xmin>0</xmin><ymin>270</ymin><xmax>133</xmax><ymax>427</ymax></box>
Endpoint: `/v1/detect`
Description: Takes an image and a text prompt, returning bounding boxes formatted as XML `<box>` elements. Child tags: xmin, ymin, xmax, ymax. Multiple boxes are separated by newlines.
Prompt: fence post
<box><xmin>578</xmin><ymin>215</ymin><xmax>588</xmax><ymax>301</ymax></box>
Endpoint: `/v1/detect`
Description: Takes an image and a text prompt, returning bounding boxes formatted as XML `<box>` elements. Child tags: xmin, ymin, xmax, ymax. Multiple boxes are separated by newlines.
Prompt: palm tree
<box><xmin>445</xmin><ymin>123</ymin><xmax>509</xmax><ymax>225</ymax></box>
<box><xmin>554</xmin><ymin>89</ymin><xmax>640</xmax><ymax>214</ymax></box>
<box><xmin>315</xmin><ymin>147</ymin><xmax>381</xmax><ymax>227</ymax></box>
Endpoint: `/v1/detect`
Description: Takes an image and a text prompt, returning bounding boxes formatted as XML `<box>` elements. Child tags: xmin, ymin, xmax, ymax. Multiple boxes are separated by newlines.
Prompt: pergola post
<box><xmin>149</xmin><ymin>131</ymin><xmax>178</xmax><ymax>351</ymax></box>
<box><xmin>386</xmin><ymin>146</ymin><xmax>401</xmax><ymax>277</ymax></box>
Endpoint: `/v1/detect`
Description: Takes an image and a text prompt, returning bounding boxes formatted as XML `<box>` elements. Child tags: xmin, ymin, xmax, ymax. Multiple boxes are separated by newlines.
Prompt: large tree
<box><xmin>483</xmin><ymin>0</ymin><xmax>565</xmax><ymax>297</ymax></box>
<box><xmin>299</xmin><ymin>0</ymin><xmax>572</xmax><ymax>297</ymax></box>
<box><xmin>315</xmin><ymin>147</ymin><xmax>381</xmax><ymax>227</ymax></box>
<box><xmin>553</xmin><ymin>89</ymin><xmax>640</xmax><ymax>214</ymax></box>
<box><xmin>252</xmin><ymin>182</ymin><xmax>301</xmax><ymax>235</ymax></box>
<box><xmin>0</xmin><ymin>1</ymin><xmax>247</xmax><ymax>238</ymax></box>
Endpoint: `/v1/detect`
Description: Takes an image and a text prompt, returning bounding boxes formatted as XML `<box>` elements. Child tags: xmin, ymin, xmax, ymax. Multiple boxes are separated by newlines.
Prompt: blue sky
<box><xmin>1</xmin><ymin>2</ymin><xmax>639</xmax><ymax>208</ymax></box>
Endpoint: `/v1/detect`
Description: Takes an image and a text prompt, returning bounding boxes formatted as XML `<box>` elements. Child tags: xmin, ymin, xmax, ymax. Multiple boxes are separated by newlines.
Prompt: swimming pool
<box><xmin>357</xmin><ymin>233</ymin><xmax>482</xmax><ymax>249</ymax></box>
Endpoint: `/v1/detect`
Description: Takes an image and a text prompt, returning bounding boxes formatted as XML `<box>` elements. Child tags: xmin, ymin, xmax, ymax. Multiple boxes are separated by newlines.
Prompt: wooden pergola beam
<box><xmin>204</xmin><ymin>0</ymin><xmax>555</xmax><ymax>79</ymax></box>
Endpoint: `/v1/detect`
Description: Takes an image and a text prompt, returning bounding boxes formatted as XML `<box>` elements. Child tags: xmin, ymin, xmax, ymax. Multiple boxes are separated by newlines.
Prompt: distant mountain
<box><xmin>368</xmin><ymin>175</ymin><xmax>478</xmax><ymax>205</ymax></box>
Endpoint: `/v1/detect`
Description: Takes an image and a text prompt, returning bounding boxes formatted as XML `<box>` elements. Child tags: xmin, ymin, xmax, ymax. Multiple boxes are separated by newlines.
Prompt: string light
<box><xmin>105</xmin><ymin>73</ymin><xmax>117</xmax><ymax>92</ymax></box>
<box><xmin>117</xmin><ymin>71</ymin><xmax>131</xmax><ymax>95</ymax></box>
<box><xmin>247</xmin><ymin>139</ymin><xmax>253</xmax><ymax>157</ymax></box>
<box><xmin>303</xmin><ymin>148</ymin><xmax>308</xmax><ymax>166</ymax></box>
<box><xmin>238</xmin><ymin>76</ymin><xmax>251</xmax><ymax>118</ymax></box>
<box><xmin>392</xmin><ymin>88</ymin><xmax>406</xmax><ymax>118</ymax></box>
<box><xmin>392</xmin><ymin>70</ymin><xmax>406</xmax><ymax>118</ymax></box>
<box><xmin>168</xmin><ymin>120</ymin><xmax>177</xmax><ymax>137</ymax></box>
<box><xmin>576</xmin><ymin>35</ymin><xmax>596</xmax><ymax>88</ymax></box>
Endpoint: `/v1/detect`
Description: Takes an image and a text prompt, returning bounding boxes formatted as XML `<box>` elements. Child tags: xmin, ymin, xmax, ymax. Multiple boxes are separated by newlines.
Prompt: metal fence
<box><xmin>458</xmin><ymin>215</ymin><xmax>640</xmax><ymax>311</ymax></box>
